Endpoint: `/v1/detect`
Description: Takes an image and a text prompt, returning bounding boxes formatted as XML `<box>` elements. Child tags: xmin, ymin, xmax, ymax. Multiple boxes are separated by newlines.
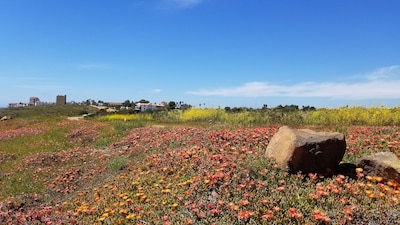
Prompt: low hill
<box><xmin>0</xmin><ymin>104</ymin><xmax>98</xmax><ymax>119</ymax></box>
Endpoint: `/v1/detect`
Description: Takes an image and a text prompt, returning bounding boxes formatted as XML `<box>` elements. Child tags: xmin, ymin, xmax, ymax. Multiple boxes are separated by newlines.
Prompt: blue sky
<box><xmin>1</xmin><ymin>0</ymin><xmax>400</xmax><ymax>108</ymax></box>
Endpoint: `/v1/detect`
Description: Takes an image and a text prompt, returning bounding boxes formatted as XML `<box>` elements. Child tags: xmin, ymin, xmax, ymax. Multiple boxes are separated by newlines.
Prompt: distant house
<box><xmin>8</xmin><ymin>102</ymin><xmax>28</xmax><ymax>108</ymax></box>
<box><xmin>29</xmin><ymin>97</ymin><xmax>41</xmax><ymax>106</ymax></box>
<box><xmin>135</xmin><ymin>103</ymin><xmax>165</xmax><ymax>112</ymax></box>
<box><xmin>9</xmin><ymin>96</ymin><xmax>42</xmax><ymax>108</ymax></box>
<box><xmin>106</xmin><ymin>108</ymin><xmax>118</xmax><ymax>113</ymax></box>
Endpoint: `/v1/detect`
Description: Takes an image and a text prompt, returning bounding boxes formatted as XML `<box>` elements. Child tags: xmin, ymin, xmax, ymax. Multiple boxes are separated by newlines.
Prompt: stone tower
<box><xmin>56</xmin><ymin>95</ymin><xmax>67</xmax><ymax>105</ymax></box>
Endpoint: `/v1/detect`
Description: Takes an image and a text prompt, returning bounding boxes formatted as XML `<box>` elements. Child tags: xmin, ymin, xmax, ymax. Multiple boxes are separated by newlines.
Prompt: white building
<box><xmin>8</xmin><ymin>102</ymin><xmax>28</xmax><ymax>107</ymax></box>
<box><xmin>135</xmin><ymin>103</ymin><xmax>165</xmax><ymax>112</ymax></box>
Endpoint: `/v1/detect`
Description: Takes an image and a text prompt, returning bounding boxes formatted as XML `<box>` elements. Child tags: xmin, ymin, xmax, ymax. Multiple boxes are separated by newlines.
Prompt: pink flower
<box><xmin>210</xmin><ymin>209</ymin><xmax>221</xmax><ymax>215</ymax></box>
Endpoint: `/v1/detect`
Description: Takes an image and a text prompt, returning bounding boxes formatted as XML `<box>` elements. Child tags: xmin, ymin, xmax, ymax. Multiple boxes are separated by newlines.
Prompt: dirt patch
<box><xmin>67</xmin><ymin>116</ymin><xmax>84</xmax><ymax>121</ymax></box>
<box><xmin>150</xmin><ymin>125</ymin><xmax>166</xmax><ymax>128</ymax></box>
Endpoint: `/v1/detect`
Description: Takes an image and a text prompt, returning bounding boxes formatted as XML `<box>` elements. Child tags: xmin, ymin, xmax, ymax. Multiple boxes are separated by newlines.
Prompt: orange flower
<box><xmin>343</xmin><ymin>205</ymin><xmax>357</xmax><ymax>214</ymax></box>
<box><xmin>387</xmin><ymin>180</ymin><xmax>397</xmax><ymax>187</ymax></box>
<box><xmin>312</xmin><ymin>209</ymin><xmax>330</xmax><ymax>222</ymax></box>
<box><xmin>355</xmin><ymin>167</ymin><xmax>363</xmax><ymax>173</ymax></box>
<box><xmin>237</xmin><ymin>210</ymin><xmax>254</xmax><ymax>220</ymax></box>
<box><xmin>309</xmin><ymin>193</ymin><xmax>318</xmax><ymax>199</ymax></box>
<box><xmin>262</xmin><ymin>211</ymin><xmax>274</xmax><ymax>220</ymax></box>
<box><xmin>273</xmin><ymin>206</ymin><xmax>281</xmax><ymax>211</ymax></box>
<box><xmin>119</xmin><ymin>209</ymin><xmax>128</xmax><ymax>215</ymax></box>
<box><xmin>238</xmin><ymin>199</ymin><xmax>250</xmax><ymax>206</ymax></box>
<box><xmin>288</xmin><ymin>208</ymin><xmax>302</xmax><ymax>218</ymax></box>
<box><xmin>308</xmin><ymin>173</ymin><xmax>317</xmax><ymax>180</ymax></box>
<box><xmin>228</xmin><ymin>202</ymin><xmax>239</xmax><ymax>211</ymax></box>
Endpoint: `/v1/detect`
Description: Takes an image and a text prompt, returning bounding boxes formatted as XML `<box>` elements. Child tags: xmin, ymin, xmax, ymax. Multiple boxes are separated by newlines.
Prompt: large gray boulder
<box><xmin>265</xmin><ymin>126</ymin><xmax>346</xmax><ymax>174</ymax></box>
<box><xmin>358</xmin><ymin>152</ymin><xmax>400</xmax><ymax>184</ymax></box>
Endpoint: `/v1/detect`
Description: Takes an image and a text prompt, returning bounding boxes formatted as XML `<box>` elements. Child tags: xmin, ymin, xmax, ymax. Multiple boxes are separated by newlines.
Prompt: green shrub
<box><xmin>108</xmin><ymin>156</ymin><xmax>129</xmax><ymax>172</ymax></box>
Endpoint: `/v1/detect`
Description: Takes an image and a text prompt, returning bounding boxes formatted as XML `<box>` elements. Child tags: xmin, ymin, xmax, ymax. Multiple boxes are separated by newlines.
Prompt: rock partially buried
<box><xmin>0</xmin><ymin>115</ymin><xmax>12</xmax><ymax>121</ymax></box>
<box><xmin>265</xmin><ymin>126</ymin><xmax>346</xmax><ymax>174</ymax></box>
<box><xmin>358</xmin><ymin>152</ymin><xmax>400</xmax><ymax>184</ymax></box>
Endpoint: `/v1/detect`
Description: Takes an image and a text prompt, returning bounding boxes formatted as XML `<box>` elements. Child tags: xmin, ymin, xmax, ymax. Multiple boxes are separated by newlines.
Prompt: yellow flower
<box><xmin>387</xmin><ymin>181</ymin><xmax>397</xmax><ymax>187</ymax></box>
<box><xmin>126</xmin><ymin>213</ymin><xmax>136</xmax><ymax>220</ymax></box>
<box><xmin>140</xmin><ymin>195</ymin><xmax>147</xmax><ymax>202</ymax></box>
<box><xmin>161</xmin><ymin>189</ymin><xmax>171</xmax><ymax>193</ymax></box>
<box><xmin>368</xmin><ymin>193</ymin><xmax>376</xmax><ymax>198</ymax></box>
<box><xmin>374</xmin><ymin>176</ymin><xmax>383</xmax><ymax>182</ymax></box>
<box><xmin>104</xmin><ymin>208</ymin><xmax>111</xmax><ymax>213</ymax></box>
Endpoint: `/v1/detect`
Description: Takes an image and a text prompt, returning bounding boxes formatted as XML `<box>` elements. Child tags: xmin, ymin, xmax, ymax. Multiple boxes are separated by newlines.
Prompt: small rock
<box><xmin>358</xmin><ymin>152</ymin><xmax>400</xmax><ymax>184</ymax></box>
<box><xmin>0</xmin><ymin>115</ymin><xmax>12</xmax><ymax>121</ymax></box>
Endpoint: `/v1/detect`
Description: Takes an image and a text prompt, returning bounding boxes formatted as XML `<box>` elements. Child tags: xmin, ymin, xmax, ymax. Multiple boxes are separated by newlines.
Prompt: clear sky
<box><xmin>1</xmin><ymin>0</ymin><xmax>400</xmax><ymax>108</ymax></box>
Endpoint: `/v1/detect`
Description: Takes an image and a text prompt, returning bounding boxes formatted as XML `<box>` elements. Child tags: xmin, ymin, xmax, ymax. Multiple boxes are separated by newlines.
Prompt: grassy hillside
<box><xmin>0</xmin><ymin>104</ymin><xmax>98</xmax><ymax>119</ymax></box>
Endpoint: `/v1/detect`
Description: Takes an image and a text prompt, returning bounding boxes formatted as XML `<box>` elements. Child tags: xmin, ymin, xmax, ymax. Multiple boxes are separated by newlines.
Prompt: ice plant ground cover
<box><xmin>0</xmin><ymin>110</ymin><xmax>399</xmax><ymax>224</ymax></box>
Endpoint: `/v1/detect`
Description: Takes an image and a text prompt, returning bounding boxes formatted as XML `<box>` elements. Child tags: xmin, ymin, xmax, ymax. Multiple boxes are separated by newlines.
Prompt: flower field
<box><xmin>0</xmin><ymin>107</ymin><xmax>400</xmax><ymax>224</ymax></box>
<box><xmin>100</xmin><ymin>106</ymin><xmax>400</xmax><ymax>126</ymax></box>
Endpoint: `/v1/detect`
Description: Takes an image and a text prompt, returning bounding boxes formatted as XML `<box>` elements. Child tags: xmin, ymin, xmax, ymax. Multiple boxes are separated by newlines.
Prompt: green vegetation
<box><xmin>108</xmin><ymin>156</ymin><xmax>129</xmax><ymax>172</ymax></box>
